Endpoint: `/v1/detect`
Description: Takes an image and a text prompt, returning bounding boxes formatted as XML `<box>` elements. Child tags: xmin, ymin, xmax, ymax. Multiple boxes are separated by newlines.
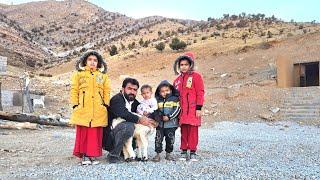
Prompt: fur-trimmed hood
<box><xmin>75</xmin><ymin>51</ymin><xmax>108</xmax><ymax>74</ymax></box>
<box><xmin>173</xmin><ymin>52</ymin><xmax>195</xmax><ymax>75</ymax></box>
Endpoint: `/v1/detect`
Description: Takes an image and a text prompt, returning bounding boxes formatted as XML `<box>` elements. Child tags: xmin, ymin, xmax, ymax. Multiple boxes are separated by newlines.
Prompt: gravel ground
<box><xmin>1</xmin><ymin>121</ymin><xmax>320</xmax><ymax>179</ymax></box>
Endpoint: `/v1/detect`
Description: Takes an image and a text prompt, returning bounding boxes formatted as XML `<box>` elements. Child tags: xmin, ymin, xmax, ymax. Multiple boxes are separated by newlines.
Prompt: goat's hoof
<box><xmin>125</xmin><ymin>157</ymin><xmax>135</xmax><ymax>162</ymax></box>
<box><xmin>135</xmin><ymin>157</ymin><xmax>142</xmax><ymax>161</ymax></box>
<box><xmin>142</xmin><ymin>157</ymin><xmax>148</xmax><ymax>162</ymax></box>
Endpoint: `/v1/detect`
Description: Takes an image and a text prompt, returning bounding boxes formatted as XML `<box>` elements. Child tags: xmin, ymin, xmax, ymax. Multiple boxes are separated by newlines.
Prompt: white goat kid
<box><xmin>112</xmin><ymin>114</ymin><xmax>157</xmax><ymax>161</ymax></box>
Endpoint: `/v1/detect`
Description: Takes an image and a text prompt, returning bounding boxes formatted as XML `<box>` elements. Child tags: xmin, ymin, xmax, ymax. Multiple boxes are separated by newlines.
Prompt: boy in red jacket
<box><xmin>173</xmin><ymin>52</ymin><xmax>204</xmax><ymax>162</ymax></box>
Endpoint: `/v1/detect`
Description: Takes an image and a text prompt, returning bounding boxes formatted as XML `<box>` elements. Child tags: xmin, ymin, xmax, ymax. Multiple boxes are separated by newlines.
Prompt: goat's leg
<box><xmin>122</xmin><ymin>139</ymin><xmax>130</xmax><ymax>160</ymax></box>
<box><xmin>136</xmin><ymin>135</ymin><xmax>143</xmax><ymax>160</ymax></box>
<box><xmin>140</xmin><ymin>133</ymin><xmax>149</xmax><ymax>161</ymax></box>
<box><xmin>125</xmin><ymin>137</ymin><xmax>136</xmax><ymax>159</ymax></box>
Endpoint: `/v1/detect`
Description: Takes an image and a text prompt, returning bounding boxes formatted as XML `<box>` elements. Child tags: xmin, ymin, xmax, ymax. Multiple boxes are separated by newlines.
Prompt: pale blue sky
<box><xmin>1</xmin><ymin>0</ymin><xmax>319</xmax><ymax>22</ymax></box>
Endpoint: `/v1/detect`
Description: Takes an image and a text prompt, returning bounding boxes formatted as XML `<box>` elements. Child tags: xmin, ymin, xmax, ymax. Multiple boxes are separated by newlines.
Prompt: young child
<box><xmin>173</xmin><ymin>52</ymin><xmax>204</xmax><ymax>162</ymax></box>
<box><xmin>152</xmin><ymin>80</ymin><xmax>180</xmax><ymax>162</ymax></box>
<box><xmin>137</xmin><ymin>84</ymin><xmax>158</xmax><ymax>117</ymax></box>
<box><xmin>70</xmin><ymin>51</ymin><xmax>110</xmax><ymax>165</ymax></box>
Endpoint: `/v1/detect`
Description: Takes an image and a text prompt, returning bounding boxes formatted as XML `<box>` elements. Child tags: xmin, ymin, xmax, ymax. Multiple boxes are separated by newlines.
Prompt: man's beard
<box><xmin>124</xmin><ymin>92</ymin><xmax>135</xmax><ymax>101</ymax></box>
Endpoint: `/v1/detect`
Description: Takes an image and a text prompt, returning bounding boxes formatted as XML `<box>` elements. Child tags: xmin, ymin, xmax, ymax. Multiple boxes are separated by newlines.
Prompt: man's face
<box><xmin>179</xmin><ymin>59</ymin><xmax>191</xmax><ymax>73</ymax></box>
<box><xmin>122</xmin><ymin>83</ymin><xmax>138</xmax><ymax>101</ymax></box>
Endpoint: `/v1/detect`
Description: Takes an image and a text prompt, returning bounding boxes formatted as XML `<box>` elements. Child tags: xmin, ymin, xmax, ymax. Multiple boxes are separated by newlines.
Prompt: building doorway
<box><xmin>305</xmin><ymin>63</ymin><xmax>319</xmax><ymax>86</ymax></box>
<box><xmin>295</xmin><ymin>62</ymin><xmax>319</xmax><ymax>87</ymax></box>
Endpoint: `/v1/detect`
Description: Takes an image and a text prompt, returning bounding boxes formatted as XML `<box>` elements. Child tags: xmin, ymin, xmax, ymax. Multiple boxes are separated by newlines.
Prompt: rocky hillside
<box><xmin>1</xmin><ymin>0</ymin><xmax>318</xmax><ymax>70</ymax></box>
<box><xmin>0</xmin><ymin>0</ymin><xmax>196</xmax><ymax>66</ymax></box>
<box><xmin>0</xmin><ymin>13</ymin><xmax>52</xmax><ymax>68</ymax></box>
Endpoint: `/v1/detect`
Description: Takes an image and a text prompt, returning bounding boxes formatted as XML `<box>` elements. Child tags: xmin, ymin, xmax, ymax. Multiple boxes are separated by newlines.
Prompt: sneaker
<box><xmin>152</xmin><ymin>153</ymin><xmax>161</xmax><ymax>162</ymax></box>
<box><xmin>89</xmin><ymin>157</ymin><xmax>100</xmax><ymax>165</ymax></box>
<box><xmin>190</xmin><ymin>152</ymin><xmax>199</xmax><ymax>162</ymax></box>
<box><xmin>107</xmin><ymin>154</ymin><xmax>121</xmax><ymax>164</ymax></box>
<box><xmin>165</xmin><ymin>153</ymin><xmax>174</xmax><ymax>161</ymax></box>
<box><xmin>81</xmin><ymin>156</ymin><xmax>92</xmax><ymax>165</ymax></box>
<box><xmin>179</xmin><ymin>150</ymin><xmax>188</xmax><ymax>161</ymax></box>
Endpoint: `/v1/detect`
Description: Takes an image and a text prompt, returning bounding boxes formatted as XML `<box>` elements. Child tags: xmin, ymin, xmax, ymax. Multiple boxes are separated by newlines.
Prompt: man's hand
<box><xmin>162</xmin><ymin>116</ymin><xmax>169</xmax><ymax>122</ymax></box>
<box><xmin>138</xmin><ymin>116</ymin><xmax>153</xmax><ymax>128</ymax></box>
<box><xmin>150</xmin><ymin>120</ymin><xmax>159</xmax><ymax>128</ymax></box>
<box><xmin>196</xmin><ymin>110</ymin><xmax>202</xmax><ymax>118</ymax></box>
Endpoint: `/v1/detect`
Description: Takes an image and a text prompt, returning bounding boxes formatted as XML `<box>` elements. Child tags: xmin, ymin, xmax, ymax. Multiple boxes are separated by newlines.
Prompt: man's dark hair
<box><xmin>140</xmin><ymin>84</ymin><xmax>152</xmax><ymax>92</ymax></box>
<box><xmin>122</xmin><ymin>78</ymin><xmax>140</xmax><ymax>89</ymax></box>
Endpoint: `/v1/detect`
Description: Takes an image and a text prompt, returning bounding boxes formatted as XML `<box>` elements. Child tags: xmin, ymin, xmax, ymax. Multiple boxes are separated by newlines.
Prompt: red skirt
<box><xmin>73</xmin><ymin>125</ymin><xmax>103</xmax><ymax>158</ymax></box>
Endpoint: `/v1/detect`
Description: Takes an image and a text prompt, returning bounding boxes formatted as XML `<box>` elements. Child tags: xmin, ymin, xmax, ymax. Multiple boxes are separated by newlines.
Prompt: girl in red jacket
<box><xmin>173</xmin><ymin>52</ymin><xmax>204</xmax><ymax>162</ymax></box>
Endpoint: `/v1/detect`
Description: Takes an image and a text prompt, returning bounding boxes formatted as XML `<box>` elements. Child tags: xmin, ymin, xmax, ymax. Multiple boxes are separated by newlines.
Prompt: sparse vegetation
<box><xmin>267</xmin><ymin>31</ymin><xmax>273</xmax><ymax>38</ymax></box>
<box><xmin>303</xmin><ymin>29</ymin><xmax>308</xmax><ymax>34</ymax></box>
<box><xmin>155</xmin><ymin>42</ymin><xmax>165</xmax><ymax>52</ymax></box>
<box><xmin>128</xmin><ymin>42</ymin><xmax>136</xmax><ymax>50</ymax></box>
<box><xmin>139</xmin><ymin>38</ymin><xmax>144</xmax><ymax>46</ymax></box>
<box><xmin>109</xmin><ymin>45</ymin><xmax>118</xmax><ymax>56</ymax></box>
<box><xmin>242</xmin><ymin>32</ymin><xmax>249</xmax><ymax>44</ymax></box>
<box><xmin>201</xmin><ymin>36</ymin><xmax>208</xmax><ymax>40</ymax></box>
<box><xmin>169</xmin><ymin>37</ymin><xmax>187</xmax><ymax>51</ymax></box>
<box><xmin>120</xmin><ymin>42</ymin><xmax>125</xmax><ymax>50</ymax></box>
<box><xmin>143</xmin><ymin>40</ymin><xmax>150</xmax><ymax>47</ymax></box>
<box><xmin>236</xmin><ymin>20</ymin><xmax>248</xmax><ymax>28</ymax></box>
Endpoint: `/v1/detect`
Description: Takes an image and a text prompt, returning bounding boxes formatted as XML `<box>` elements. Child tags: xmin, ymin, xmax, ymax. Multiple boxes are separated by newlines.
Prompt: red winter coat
<box><xmin>173</xmin><ymin>71</ymin><xmax>204</xmax><ymax>126</ymax></box>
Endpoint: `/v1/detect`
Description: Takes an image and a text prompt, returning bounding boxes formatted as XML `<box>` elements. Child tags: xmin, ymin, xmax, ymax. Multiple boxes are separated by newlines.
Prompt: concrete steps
<box><xmin>281</xmin><ymin>87</ymin><xmax>320</xmax><ymax>121</ymax></box>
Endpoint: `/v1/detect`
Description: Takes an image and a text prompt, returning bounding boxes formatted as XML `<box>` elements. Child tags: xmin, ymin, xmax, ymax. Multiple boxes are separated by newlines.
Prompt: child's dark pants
<box><xmin>155</xmin><ymin>127</ymin><xmax>177</xmax><ymax>153</ymax></box>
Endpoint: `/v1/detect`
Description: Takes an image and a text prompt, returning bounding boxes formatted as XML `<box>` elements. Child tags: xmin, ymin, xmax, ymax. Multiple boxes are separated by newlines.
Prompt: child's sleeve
<box><xmin>137</xmin><ymin>104</ymin><xmax>144</xmax><ymax>115</ymax></box>
<box><xmin>168</xmin><ymin>98</ymin><xmax>181</xmax><ymax>120</ymax></box>
<box><xmin>70</xmin><ymin>72</ymin><xmax>79</xmax><ymax>108</ymax></box>
<box><xmin>152</xmin><ymin>98</ymin><xmax>158</xmax><ymax>111</ymax></box>
<box><xmin>194</xmin><ymin>73</ymin><xmax>205</xmax><ymax>110</ymax></box>
<box><xmin>103</xmin><ymin>75</ymin><xmax>111</xmax><ymax>107</ymax></box>
<box><xmin>150</xmin><ymin>110</ymin><xmax>162</xmax><ymax>122</ymax></box>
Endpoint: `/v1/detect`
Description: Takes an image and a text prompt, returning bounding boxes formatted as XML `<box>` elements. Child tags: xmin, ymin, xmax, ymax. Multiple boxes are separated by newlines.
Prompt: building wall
<box><xmin>277</xmin><ymin>56</ymin><xmax>320</xmax><ymax>87</ymax></box>
<box><xmin>1</xmin><ymin>90</ymin><xmax>44</xmax><ymax>107</ymax></box>
<box><xmin>276</xmin><ymin>55</ymin><xmax>294</xmax><ymax>88</ymax></box>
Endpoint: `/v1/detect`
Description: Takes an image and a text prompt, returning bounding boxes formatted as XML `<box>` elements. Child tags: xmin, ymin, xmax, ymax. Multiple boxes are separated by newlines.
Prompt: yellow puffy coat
<box><xmin>69</xmin><ymin>67</ymin><xmax>110</xmax><ymax>127</ymax></box>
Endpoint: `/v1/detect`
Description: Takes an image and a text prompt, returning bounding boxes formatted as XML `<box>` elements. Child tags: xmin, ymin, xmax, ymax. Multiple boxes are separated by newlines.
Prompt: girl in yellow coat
<box><xmin>70</xmin><ymin>51</ymin><xmax>110</xmax><ymax>165</ymax></box>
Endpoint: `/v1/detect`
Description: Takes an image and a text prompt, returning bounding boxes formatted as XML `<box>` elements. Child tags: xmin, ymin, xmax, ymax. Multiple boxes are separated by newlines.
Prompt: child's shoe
<box><xmin>81</xmin><ymin>156</ymin><xmax>92</xmax><ymax>165</ymax></box>
<box><xmin>152</xmin><ymin>153</ymin><xmax>161</xmax><ymax>162</ymax></box>
<box><xmin>178</xmin><ymin>150</ymin><xmax>188</xmax><ymax>161</ymax></box>
<box><xmin>165</xmin><ymin>152</ymin><xmax>174</xmax><ymax>161</ymax></box>
<box><xmin>90</xmin><ymin>157</ymin><xmax>100</xmax><ymax>165</ymax></box>
<box><xmin>189</xmin><ymin>151</ymin><xmax>199</xmax><ymax>162</ymax></box>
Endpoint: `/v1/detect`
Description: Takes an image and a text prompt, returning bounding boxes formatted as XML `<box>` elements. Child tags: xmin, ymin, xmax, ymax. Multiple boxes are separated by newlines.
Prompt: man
<box><xmin>103</xmin><ymin>78</ymin><xmax>154</xmax><ymax>163</ymax></box>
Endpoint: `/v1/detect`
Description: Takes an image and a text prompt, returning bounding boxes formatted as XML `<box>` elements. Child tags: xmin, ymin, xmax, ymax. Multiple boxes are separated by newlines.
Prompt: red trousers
<box><xmin>73</xmin><ymin>125</ymin><xmax>103</xmax><ymax>158</ymax></box>
<box><xmin>180</xmin><ymin>124</ymin><xmax>199</xmax><ymax>151</ymax></box>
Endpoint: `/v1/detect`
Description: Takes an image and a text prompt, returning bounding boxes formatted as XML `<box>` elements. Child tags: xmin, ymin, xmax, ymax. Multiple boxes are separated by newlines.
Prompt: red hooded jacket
<box><xmin>173</xmin><ymin>52</ymin><xmax>204</xmax><ymax>126</ymax></box>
